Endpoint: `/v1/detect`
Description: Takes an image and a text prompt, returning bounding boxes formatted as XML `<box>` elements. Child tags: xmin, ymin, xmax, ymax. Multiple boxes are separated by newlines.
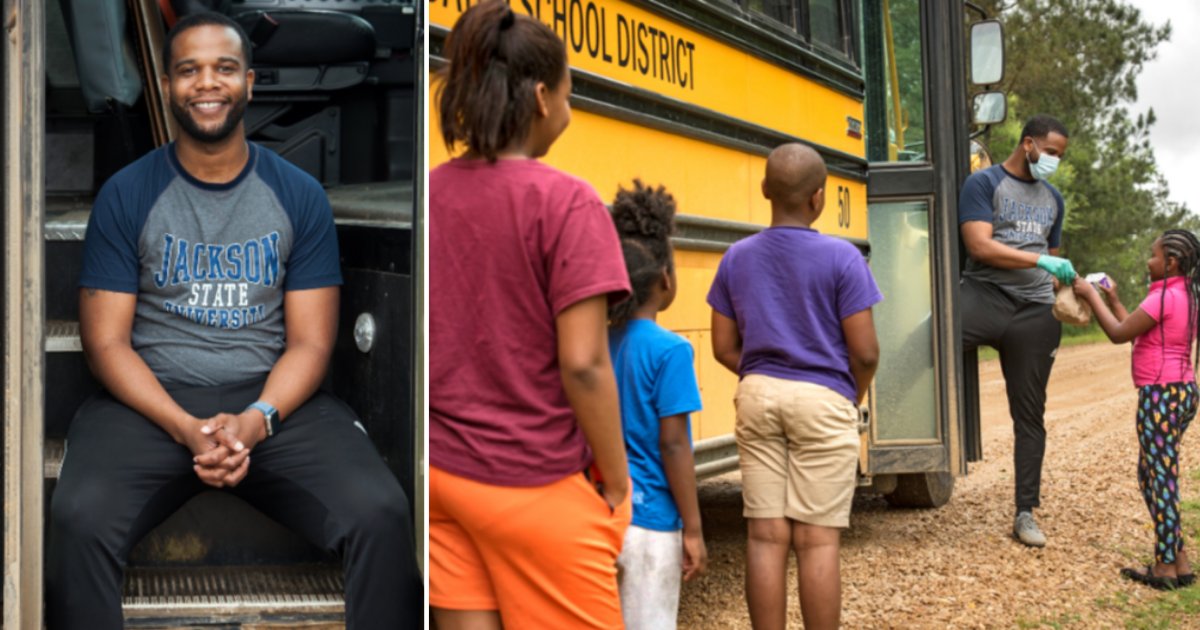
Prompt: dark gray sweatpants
<box><xmin>961</xmin><ymin>277</ymin><xmax>1062</xmax><ymax>513</ymax></box>
<box><xmin>46</xmin><ymin>380</ymin><xmax>421</xmax><ymax>629</ymax></box>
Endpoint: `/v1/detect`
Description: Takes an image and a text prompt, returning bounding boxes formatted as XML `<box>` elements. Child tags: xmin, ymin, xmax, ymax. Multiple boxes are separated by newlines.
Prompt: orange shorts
<box><xmin>429</xmin><ymin>465</ymin><xmax>632</xmax><ymax>629</ymax></box>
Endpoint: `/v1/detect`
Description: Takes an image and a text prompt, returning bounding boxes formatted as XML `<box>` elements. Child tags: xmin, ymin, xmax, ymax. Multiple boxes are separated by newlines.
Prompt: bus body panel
<box><xmin>430</xmin><ymin>0</ymin><xmax>866</xmax><ymax>159</ymax></box>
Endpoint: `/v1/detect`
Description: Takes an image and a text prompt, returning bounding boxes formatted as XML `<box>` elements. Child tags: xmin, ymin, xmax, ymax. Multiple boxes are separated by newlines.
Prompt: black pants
<box><xmin>46</xmin><ymin>380</ymin><xmax>421</xmax><ymax>629</ymax></box>
<box><xmin>961</xmin><ymin>277</ymin><xmax>1061</xmax><ymax>513</ymax></box>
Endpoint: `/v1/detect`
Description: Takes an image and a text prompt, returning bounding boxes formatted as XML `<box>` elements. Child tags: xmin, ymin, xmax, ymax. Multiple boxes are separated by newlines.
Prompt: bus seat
<box><xmin>234</xmin><ymin>10</ymin><xmax>376</xmax><ymax>92</ymax></box>
<box><xmin>57</xmin><ymin>0</ymin><xmax>143</xmax><ymax>114</ymax></box>
<box><xmin>239</xmin><ymin>10</ymin><xmax>376</xmax><ymax>66</ymax></box>
<box><xmin>167</xmin><ymin>0</ymin><xmax>234</xmax><ymax>25</ymax></box>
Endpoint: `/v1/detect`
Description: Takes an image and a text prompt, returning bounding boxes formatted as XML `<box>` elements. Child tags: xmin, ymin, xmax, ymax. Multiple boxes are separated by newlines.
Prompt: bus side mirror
<box><xmin>970</xmin><ymin>20</ymin><xmax>1004</xmax><ymax>85</ymax></box>
<box><xmin>972</xmin><ymin>91</ymin><xmax>1007</xmax><ymax>126</ymax></box>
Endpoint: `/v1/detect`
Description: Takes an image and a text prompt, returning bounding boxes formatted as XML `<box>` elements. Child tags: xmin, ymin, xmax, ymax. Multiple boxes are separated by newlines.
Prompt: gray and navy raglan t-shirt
<box><xmin>79</xmin><ymin>142</ymin><xmax>342</xmax><ymax>387</ymax></box>
<box><xmin>959</xmin><ymin>164</ymin><xmax>1065</xmax><ymax>304</ymax></box>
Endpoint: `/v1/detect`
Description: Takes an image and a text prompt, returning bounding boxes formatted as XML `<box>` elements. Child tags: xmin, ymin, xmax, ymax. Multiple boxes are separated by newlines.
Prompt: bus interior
<box><xmin>5</xmin><ymin>0</ymin><xmax>421</xmax><ymax>626</ymax></box>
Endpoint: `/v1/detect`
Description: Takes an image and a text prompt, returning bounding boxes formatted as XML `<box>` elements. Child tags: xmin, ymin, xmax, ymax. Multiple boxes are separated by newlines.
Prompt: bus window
<box><xmin>747</xmin><ymin>0</ymin><xmax>795</xmax><ymax>30</ymax></box>
<box><xmin>738</xmin><ymin>0</ymin><xmax>855</xmax><ymax>64</ymax></box>
<box><xmin>809</xmin><ymin>0</ymin><xmax>848</xmax><ymax>56</ymax></box>
<box><xmin>868</xmin><ymin>200</ymin><xmax>938</xmax><ymax>442</ymax></box>
<box><xmin>872</xmin><ymin>0</ymin><xmax>926</xmax><ymax>162</ymax></box>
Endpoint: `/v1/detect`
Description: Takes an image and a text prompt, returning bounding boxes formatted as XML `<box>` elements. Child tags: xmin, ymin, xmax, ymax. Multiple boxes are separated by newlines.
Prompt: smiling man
<box><xmin>45</xmin><ymin>12</ymin><xmax>419</xmax><ymax>629</ymax></box>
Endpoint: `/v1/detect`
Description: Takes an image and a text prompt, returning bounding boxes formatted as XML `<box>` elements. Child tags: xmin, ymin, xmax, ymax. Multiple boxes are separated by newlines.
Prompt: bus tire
<box><xmin>884</xmin><ymin>472</ymin><xmax>954</xmax><ymax>508</ymax></box>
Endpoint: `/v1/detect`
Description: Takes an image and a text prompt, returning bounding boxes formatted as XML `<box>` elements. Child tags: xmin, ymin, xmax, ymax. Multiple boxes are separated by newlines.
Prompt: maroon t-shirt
<box><xmin>430</xmin><ymin>158</ymin><xmax>630</xmax><ymax>486</ymax></box>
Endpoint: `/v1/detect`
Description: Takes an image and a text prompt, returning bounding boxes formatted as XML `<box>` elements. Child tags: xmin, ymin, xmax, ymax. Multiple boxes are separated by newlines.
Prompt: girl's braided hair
<box><xmin>1157</xmin><ymin>229</ymin><xmax>1200</xmax><ymax>378</ymax></box>
<box><xmin>608</xmin><ymin>180</ymin><xmax>677</xmax><ymax>328</ymax></box>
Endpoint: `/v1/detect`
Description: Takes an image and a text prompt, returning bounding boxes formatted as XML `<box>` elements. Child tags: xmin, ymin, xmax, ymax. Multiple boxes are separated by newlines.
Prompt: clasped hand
<box><xmin>182</xmin><ymin>411</ymin><xmax>267</xmax><ymax>488</ymax></box>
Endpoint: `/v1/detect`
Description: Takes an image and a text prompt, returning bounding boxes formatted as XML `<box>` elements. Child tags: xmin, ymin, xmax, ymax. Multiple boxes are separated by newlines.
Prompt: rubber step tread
<box><xmin>122</xmin><ymin>564</ymin><xmax>344</xmax><ymax>623</ymax></box>
<box><xmin>46</xmin><ymin>437</ymin><xmax>64</xmax><ymax>479</ymax></box>
<box><xmin>46</xmin><ymin>319</ymin><xmax>81</xmax><ymax>353</ymax></box>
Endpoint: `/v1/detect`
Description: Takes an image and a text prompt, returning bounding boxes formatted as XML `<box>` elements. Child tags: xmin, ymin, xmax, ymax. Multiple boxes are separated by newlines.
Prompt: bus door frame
<box><xmin>3</xmin><ymin>1</ymin><xmax>47</xmax><ymax>628</ymax></box>
<box><xmin>413</xmin><ymin>8</ymin><xmax>426</xmax><ymax>576</ymax></box>
<box><xmin>862</xmin><ymin>0</ymin><xmax>970</xmax><ymax>479</ymax></box>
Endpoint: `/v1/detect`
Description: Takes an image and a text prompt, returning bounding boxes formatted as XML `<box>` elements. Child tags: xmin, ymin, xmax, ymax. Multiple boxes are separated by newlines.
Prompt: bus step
<box><xmin>46</xmin><ymin>319</ymin><xmax>81</xmax><ymax>352</ymax></box>
<box><xmin>122</xmin><ymin>564</ymin><xmax>344</xmax><ymax>627</ymax></box>
<box><xmin>46</xmin><ymin>437</ymin><xmax>64</xmax><ymax>479</ymax></box>
<box><xmin>46</xmin><ymin>196</ymin><xmax>92</xmax><ymax>241</ymax></box>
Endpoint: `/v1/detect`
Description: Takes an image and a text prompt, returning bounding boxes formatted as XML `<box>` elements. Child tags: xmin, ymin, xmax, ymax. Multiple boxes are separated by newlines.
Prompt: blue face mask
<box><xmin>1027</xmin><ymin>140</ymin><xmax>1060</xmax><ymax>180</ymax></box>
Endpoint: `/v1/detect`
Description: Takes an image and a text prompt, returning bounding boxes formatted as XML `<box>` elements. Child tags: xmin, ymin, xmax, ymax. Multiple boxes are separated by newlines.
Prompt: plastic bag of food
<box><xmin>1052</xmin><ymin>284</ymin><xmax>1092</xmax><ymax>326</ymax></box>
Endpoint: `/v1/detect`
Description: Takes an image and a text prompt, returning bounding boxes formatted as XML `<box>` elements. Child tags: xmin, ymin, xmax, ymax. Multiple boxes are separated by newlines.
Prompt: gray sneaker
<box><xmin>1013</xmin><ymin>511</ymin><xmax>1046</xmax><ymax>547</ymax></box>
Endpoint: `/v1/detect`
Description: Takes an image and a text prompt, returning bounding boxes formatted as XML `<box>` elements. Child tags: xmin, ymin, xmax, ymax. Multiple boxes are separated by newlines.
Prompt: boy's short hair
<box><xmin>763</xmin><ymin>143</ymin><xmax>827</xmax><ymax>207</ymax></box>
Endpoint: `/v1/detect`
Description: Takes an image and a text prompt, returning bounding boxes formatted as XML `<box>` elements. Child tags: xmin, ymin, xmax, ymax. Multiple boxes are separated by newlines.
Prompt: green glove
<box><xmin>1036</xmin><ymin>254</ymin><xmax>1077</xmax><ymax>284</ymax></box>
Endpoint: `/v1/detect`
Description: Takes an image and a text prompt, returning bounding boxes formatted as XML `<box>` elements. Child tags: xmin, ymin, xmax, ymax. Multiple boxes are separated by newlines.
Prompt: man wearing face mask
<box><xmin>958</xmin><ymin>114</ymin><xmax>1075</xmax><ymax>548</ymax></box>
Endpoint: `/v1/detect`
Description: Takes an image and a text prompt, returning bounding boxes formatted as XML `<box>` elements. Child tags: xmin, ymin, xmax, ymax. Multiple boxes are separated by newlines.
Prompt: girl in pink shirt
<box><xmin>1075</xmin><ymin>229</ymin><xmax>1200</xmax><ymax>590</ymax></box>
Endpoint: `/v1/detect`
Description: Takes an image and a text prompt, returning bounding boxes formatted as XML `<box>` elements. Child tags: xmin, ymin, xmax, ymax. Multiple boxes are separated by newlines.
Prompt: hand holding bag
<box><xmin>1052</xmin><ymin>284</ymin><xmax>1092</xmax><ymax>326</ymax></box>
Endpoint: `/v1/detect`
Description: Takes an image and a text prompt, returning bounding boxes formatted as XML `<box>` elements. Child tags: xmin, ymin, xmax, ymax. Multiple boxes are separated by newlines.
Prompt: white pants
<box><xmin>616</xmin><ymin>525</ymin><xmax>682</xmax><ymax>630</ymax></box>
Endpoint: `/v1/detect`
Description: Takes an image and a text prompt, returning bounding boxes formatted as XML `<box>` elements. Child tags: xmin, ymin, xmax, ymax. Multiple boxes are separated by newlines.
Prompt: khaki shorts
<box><xmin>735</xmin><ymin>374</ymin><xmax>860</xmax><ymax>528</ymax></box>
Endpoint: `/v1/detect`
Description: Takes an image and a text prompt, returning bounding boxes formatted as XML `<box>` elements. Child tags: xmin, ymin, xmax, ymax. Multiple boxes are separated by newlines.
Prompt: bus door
<box><xmin>859</xmin><ymin>0</ymin><xmax>1002</xmax><ymax>507</ymax></box>
<box><xmin>858</xmin><ymin>0</ymin><xmax>966</xmax><ymax>507</ymax></box>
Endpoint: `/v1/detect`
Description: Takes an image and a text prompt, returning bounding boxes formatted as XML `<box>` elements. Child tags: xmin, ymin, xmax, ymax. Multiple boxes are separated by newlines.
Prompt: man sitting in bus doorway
<box><xmin>45</xmin><ymin>13</ymin><xmax>419</xmax><ymax>629</ymax></box>
<box><xmin>959</xmin><ymin>114</ymin><xmax>1077</xmax><ymax>548</ymax></box>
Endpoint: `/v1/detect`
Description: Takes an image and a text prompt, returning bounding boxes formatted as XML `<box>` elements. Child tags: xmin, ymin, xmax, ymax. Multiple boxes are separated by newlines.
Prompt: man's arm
<box><xmin>556</xmin><ymin>295</ymin><xmax>629</xmax><ymax>509</ymax></box>
<box><xmin>209</xmin><ymin>286</ymin><xmax>338</xmax><ymax>455</ymax></box>
<box><xmin>961</xmin><ymin>221</ymin><xmax>1041</xmax><ymax>269</ymax></box>
<box><xmin>842</xmin><ymin>308</ymin><xmax>879</xmax><ymax>405</ymax></box>
<box><xmin>260</xmin><ymin>287</ymin><xmax>338</xmax><ymax>418</ymax></box>
<box><xmin>962</xmin><ymin>222</ymin><xmax>1076</xmax><ymax>283</ymax></box>
<box><xmin>711</xmin><ymin>310</ymin><xmax>741</xmax><ymax>374</ymax></box>
<box><xmin>80</xmin><ymin>288</ymin><xmax>241</xmax><ymax>486</ymax></box>
<box><xmin>80</xmin><ymin>288</ymin><xmax>195</xmax><ymax>436</ymax></box>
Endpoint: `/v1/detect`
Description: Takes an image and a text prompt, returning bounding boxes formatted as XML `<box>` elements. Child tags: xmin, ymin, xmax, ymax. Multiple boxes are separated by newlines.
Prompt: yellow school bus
<box><xmin>430</xmin><ymin>0</ymin><xmax>1007</xmax><ymax>508</ymax></box>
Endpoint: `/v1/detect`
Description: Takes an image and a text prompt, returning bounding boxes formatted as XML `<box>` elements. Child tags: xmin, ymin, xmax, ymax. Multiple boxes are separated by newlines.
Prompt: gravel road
<box><xmin>677</xmin><ymin>342</ymin><xmax>1200</xmax><ymax>628</ymax></box>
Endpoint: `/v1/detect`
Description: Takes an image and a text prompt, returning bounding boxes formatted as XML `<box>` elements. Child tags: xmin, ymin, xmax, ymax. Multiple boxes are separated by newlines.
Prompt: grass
<box><xmin>1085</xmin><ymin>469</ymin><xmax>1200</xmax><ymax>628</ymax></box>
<box><xmin>1119</xmin><ymin>587</ymin><xmax>1200</xmax><ymax>629</ymax></box>
<box><xmin>976</xmin><ymin>327</ymin><xmax>1111</xmax><ymax>362</ymax></box>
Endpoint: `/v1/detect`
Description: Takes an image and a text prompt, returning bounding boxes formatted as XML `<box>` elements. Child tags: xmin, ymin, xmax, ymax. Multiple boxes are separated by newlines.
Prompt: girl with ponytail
<box><xmin>429</xmin><ymin>1</ymin><xmax>633</xmax><ymax>628</ymax></box>
<box><xmin>1074</xmin><ymin>229</ymin><xmax>1200</xmax><ymax>590</ymax></box>
<box><xmin>607</xmin><ymin>181</ymin><xmax>707</xmax><ymax>629</ymax></box>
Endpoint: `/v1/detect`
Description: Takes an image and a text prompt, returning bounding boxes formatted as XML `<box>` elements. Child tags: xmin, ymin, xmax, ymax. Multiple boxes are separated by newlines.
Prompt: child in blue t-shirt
<box><xmin>608</xmin><ymin>180</ymin><xmax>707</xmax><ymax>630</ymax></box>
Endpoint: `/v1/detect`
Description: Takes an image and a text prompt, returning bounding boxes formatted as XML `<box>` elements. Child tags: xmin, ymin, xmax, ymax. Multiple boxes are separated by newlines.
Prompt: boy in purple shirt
<box><xmin>708</xmin><ymin>143</ymin><xmax>881</xmax><ymax>630</ymax></box>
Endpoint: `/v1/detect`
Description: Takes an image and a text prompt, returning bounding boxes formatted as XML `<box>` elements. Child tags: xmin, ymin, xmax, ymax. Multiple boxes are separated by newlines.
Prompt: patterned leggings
<box><xmin>1137</xmin><ymin>381</ymin><xmax>1199</xmax><ymax>565</ymax></box>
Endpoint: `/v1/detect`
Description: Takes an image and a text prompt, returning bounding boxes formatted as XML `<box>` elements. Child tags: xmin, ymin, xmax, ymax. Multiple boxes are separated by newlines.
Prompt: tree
<box><xmin>973</xmin><ymin>0</ymin><xmax>1193</xmax><ymax>303</ymax></box>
